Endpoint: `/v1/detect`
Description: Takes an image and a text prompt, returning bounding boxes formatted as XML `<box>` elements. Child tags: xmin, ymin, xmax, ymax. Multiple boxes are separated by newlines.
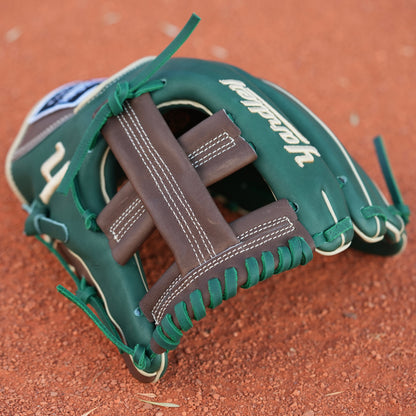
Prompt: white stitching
<box><xmin>237</xmin><ymin>218</ymin><xmax>286</xmax><ymax>241</ymax></box>
<box><xmin>111</xmin><ymin>208</ymin><xmax>146</xmax><ymax>242</ymax></box>
<box><xmin>188</xmin><ymin>132</ymin><xmax>232</xmax><ymax>160</ymax></box>
<box><xmin>192</xmin><ymin>144</ymin><xmax>232</xmax><ymax>168</ymax></box>
<box><xmin>117</xmin><ymin>109</ymin><xmax>205</xmax><ymax>264</ymax></box>
<box><xmin>187</xmin><ymin>134</ymin><xmax>226</xmax><ymax>160</ymax></box>
<box><xmin>125</xmin><ymin>102</ymin><xmax>216</xmax><ymax>260</ymax></box>
<box><xmin>123</xmin><ymin>105</ymin><xmax>208</xmax><ymax>262</ymax></box>
<box><xmin>110</xmin><ymin>197</ymin><xmax>142</xmax><ymax>232</ymax></box>
<box><xmin>153</xmin><ymin>218</ymin><xmax>294</xmax><ymax>322</ymax></box>
<box><xmin>125</xmin><ymin>102</ymin><xmax>216</xmax><ymax>259</ymax></box>
<box><xmin>110</xmin><ymin>202</ymin><xmax>146</xmax><ymax>243</ymax></box>
<box><xmin>115</xmin><ymin>206</ymin><xmax>146</xmax><ymax>242</ymax></box>
<box><xmin>107</xmin><ymin>128</ymin><xmax>239</xmax><ymax>249</ymax></box>
<box><xmin>109</xmin><ymin>131</ymin><xmax>236</xmax><ymax>245</ymax></box>
<box><xmin>153</xmin><ymin>217</ymin><xmax>295</xmax><ymax>323</ymax></box>
<box><xmin>117</xmin><ymin>205</ymin><xmax>146</xmax><ymax>240</ymax></box>
<box><xmin>117</xmin><ymin>113</ymin><xmax>203</xmax><ymax>263</ymax></box>
<box><xmin>191</xmin><ymin>134</ymin><xmax>236</xmax><ymax>169</ymax></box>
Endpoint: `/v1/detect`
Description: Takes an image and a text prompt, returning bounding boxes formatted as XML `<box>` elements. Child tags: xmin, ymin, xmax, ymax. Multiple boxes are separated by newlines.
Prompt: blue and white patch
<box><xmin>29</xmin><ymin>79</ymin><xmax>104</xmax><ymax>124</ymax></box>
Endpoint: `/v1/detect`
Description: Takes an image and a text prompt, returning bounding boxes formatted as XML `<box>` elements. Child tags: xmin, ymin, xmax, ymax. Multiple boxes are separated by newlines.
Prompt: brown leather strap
<box><xmin>98</xmin><ymin>181</ymin><xmax>154</xmax><ymax>264</ymax></box>
<box><xmin>101</xmin><ymin>94</ymin><xmax>242</xmax><ymax>274</ymax></box>
<box><xmin>140</xmin><ymin>199</ymin><xmax>315</xmax><ymax>328</ymax></box>
<box><xmin>98</xmin><ymin>108</ymin><xmax>257</xmax><ymax>265</ymax></box>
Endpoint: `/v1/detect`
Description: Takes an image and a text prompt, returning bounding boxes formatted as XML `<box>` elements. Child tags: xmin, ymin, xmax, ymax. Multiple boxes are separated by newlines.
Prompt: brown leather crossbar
<box><xmin>102</xmin><ymin>94</ymin><xmax>244</xmax><ymax>274</ymax></box>
<box><xmin>140</xmin><ymin>199</ymin><xmax>304</xmax><ymax>322</ymax></box>
<box><xmin>98</xmin><ymin>92</ymin><xmax>315</xmax><ymax>354</ymax></box>
<box><xmin>98</xmin><ymin>109</ymin><xmax>257</xmax><ymax>265</ymax></box>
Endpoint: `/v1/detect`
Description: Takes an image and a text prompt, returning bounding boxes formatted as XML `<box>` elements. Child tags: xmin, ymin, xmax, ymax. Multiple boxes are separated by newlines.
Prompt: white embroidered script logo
<box><xmin>39</xmin><ymin>142</ymin><xmax>70</xmax><ymax>204</ymax></box>
<box><xmin>219</xmin><ymin>79</ymin><xmax>321</xmax><ymax>167</ymax></box>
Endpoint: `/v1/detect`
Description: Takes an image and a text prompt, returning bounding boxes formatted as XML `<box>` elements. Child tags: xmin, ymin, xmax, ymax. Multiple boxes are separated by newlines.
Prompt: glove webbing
<box><xmin>100</xmin><ymin>92</ymin><xmax>315</xmax><ymax>353</ymax></box>
<box><xmin>97</xmin><ymin>109</ymin><xmax>257</xmax><ymax>265</ymax></box>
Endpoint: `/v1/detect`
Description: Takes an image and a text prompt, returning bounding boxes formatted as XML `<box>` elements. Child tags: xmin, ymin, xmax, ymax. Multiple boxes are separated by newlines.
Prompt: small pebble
<box><xmin>5</xmin><ymin>27</ymin><xmax>21</xmax><ymax>43</ymax></box>
<box><xmin>349</xmin><ymin>113</ymin><xmax>360</xmax><ymax>127</ymax></box>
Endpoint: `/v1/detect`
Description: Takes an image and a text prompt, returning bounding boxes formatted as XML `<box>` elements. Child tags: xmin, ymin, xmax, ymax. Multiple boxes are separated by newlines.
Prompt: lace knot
<box><xmin>133</xmin><ymin>344</ymin><xmax>151</xmax><ymax>370</ymax></box>
<box><xmin>108</xmin><ymin>81</ymin><xmax>131</xmax><ymax>116</ymax></box>
<box><xmin>82</xmin><ymin>210</ymin><xmax>100</xmax><ymax>231</ymax></box>
<box><xmin>76</xmin><ymin>285</ymin><xmax>97</xmax><ymax>304</ymax></box>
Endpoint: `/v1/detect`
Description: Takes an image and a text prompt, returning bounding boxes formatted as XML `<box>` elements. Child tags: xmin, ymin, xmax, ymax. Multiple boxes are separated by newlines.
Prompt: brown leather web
<box><xmin>97</xmin><ymin>93</ymin><xmax>315</xmax><ymax>353</ymax></box>
<box><xmin>97</xmin><ymin>103</ymin><xmax>257</xmax><ymax>265</ymax></box>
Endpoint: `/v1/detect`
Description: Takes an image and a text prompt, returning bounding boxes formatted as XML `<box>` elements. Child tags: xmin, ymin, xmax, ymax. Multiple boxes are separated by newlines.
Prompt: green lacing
<box><xmin>153</xmin><ymin>236</ymin><xmax>313</xmax><ymax>352</ymax></box>
<box><xmin>241</xmin><ymin>257</ymin><xmax>260</xmax><ymax>289</ymax></box>
<box><xmin>224</xmin><ymin>267</ymin><xmax>238</xmax><ymax>299</ymax></box>
<box><xmin>360</xmin><ymin>204</ymin><xmax>404</xmax><ymax>223</ymax></box>
<box><xmin>58</xmin><ymin>284</ymin><xmax>156</xmax><ymax>371</ymax></box>
<box><xmin>70</xmin><ymin>180</ymin><xmax>100</xmax><ymax>232</ymax></box>
<box><xmin>374</xmin><ymin>136</ymin><xmax>410</xmax><ymax>224</ymax></box>
<box><xmin>361</xmin><ymin>205</ymin><xmax>386</xmax><ymax>221</ymax></box>
<box><xmin>58</xmin><ymin>13</ymin><xmax>201</xmax><ymax>196</ymax></box>
<box><xmin>312</xmin><ymin>217</ymin><xmax>353</xmax><ymax>248</ymax></box>
<box><xmin>34</xmin><ymin>234</ymin><xmax>155</xmax><ymax>372</ymax></box>
<box><xmin>276</xmin><ymin>235</ymin><xmax>313</xmax><ymax>272</ymax></box>
<box><xmin>57</xmin><ymin>285</ymin><xmax>153</xmax><ymax>371</ymax></box>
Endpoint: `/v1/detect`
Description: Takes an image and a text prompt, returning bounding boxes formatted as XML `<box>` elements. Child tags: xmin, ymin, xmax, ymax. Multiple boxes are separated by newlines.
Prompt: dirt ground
<box><xmin>1</xmin><ymin>1</ymin><xmax>415</xmax><ymax>415</ymax></box>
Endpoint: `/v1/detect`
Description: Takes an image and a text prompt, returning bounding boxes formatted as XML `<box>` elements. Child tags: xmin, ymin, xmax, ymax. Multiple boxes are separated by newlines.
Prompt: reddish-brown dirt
<box><xmin>1</xmin><ymin>1</ymin><xmax>415</xmax><ymax>415</ymax></box>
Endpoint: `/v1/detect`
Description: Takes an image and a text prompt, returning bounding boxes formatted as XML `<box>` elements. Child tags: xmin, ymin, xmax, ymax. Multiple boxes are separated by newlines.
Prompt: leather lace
<box><xmin>152</xmin><ymin>236</ymin><xmax>313</xmax><ymax>351</ymax></box>
<box><xmin>35</xmin><ymin>234</ymin><xmax>156</xmax><ymax>372</ymax></box>
<box><xmin>58</xmin><ymin>13</ymin><xmax>201</xmax><ymax>196</ymax></box>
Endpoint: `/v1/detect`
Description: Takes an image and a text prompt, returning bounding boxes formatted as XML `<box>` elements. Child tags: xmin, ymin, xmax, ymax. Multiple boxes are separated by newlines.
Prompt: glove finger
<box><xmin>257</xmin><ymin>79</ymin><xmax>407</xmax><ymax>255</ymax></box>
<box><xmin>351</xmin><ymin>159</ymin><xmax>407</xmax><ymax>254</ymax></box>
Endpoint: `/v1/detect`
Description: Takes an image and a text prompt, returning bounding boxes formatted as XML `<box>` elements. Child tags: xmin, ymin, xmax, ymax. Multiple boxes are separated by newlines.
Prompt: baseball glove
<box><xmin>6</xmin><ymin>14</ymin><xmax>409</xmax><ymax>382</ymax></box>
